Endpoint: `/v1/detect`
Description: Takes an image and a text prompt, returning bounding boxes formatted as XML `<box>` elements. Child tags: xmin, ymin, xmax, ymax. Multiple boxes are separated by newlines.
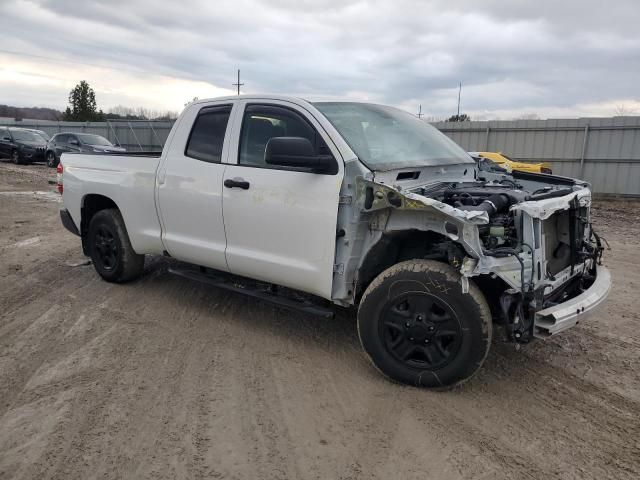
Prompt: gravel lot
<box><xmin>0</xmin><ymin>162</ymin><xmax>639</xmax><ymax>480</ymax></box>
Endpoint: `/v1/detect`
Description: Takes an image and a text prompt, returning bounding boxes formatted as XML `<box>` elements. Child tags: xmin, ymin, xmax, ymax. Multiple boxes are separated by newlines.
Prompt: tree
<box><xmin>614</xmin><ymin>104</ymin><xmax>636</xmax><ymax>117</ymax></box>
<box><xmin>105</xmin><ymin>105</ymin><xmax>179</xmax><ymax>121</ymax></box>
<box><xmin>63</xmin><ymin>80</ymin><xmax>104</xmax><ymax>121</ymax></box>
<box><xmin>447</xmin><ymin>113</ymin><xmax>470</xmax><ymax>122</ymax></box>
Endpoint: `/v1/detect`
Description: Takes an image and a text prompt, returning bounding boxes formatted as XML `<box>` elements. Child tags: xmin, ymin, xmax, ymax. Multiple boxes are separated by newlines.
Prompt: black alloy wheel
<box><xmin>93</xmin><ymin>226</ymin><xmax>120</xmax><ymax>272</ymax></box>
<box><xmin>357</xmin><ymin>259</ymin><xmax>492</xmax><ymax>388</ymax></box>
<box><xmin>381</xmin><ymin>292</ymin><xmax>462</xmax><ymax>370</ymax></box>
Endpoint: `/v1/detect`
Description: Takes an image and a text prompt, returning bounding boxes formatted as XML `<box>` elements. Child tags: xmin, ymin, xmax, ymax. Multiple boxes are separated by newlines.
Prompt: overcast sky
<box><xmin>1</xmin><ymin>0</ymin><xmax>639</xmax><ymax>119</ymax></box>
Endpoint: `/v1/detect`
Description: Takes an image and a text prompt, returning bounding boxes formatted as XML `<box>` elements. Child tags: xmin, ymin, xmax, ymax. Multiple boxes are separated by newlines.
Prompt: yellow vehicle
<box><xmin>474</xmin><ymin>151</ymin><xmax>552</xmax><ymax>174</ymax></box>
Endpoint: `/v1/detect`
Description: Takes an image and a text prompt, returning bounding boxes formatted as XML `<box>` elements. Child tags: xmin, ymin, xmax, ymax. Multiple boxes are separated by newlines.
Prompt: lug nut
<box><xmin>428</xmin><ymin>326</ymin><xmax>434</xmax><ymax>331</ymax></box>
<box><xmin>416</xmin><ymin>315</ymin><xmax>423</xmax><ymax>321</ymax></box>
<box><xmin>405</xmin><ymin>322</ymin><xmax>410</xmax><ymax>328</ymax></box>
<box><xmin>424</xmin><ymin>339</ymin><xmax>429</xmax><ymax>344</ymax></box>
<box><xmin>409</xmin><ymin>337</ymin><xmax>414</xmax><ymax>341</ymax></box>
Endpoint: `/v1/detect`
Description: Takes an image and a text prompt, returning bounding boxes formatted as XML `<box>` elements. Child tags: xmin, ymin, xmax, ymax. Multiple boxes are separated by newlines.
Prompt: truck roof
<box><xmin>190</xmin><ymin>94</ymin><xmax>310</xmax><ymax>105</ymax></box>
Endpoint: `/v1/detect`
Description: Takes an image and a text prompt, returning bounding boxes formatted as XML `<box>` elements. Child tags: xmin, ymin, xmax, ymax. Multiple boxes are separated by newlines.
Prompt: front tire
<box><xmin>357</xmin><ymin>260</ymin><xmax>492</xmax><ymax>389</ymax></box>
<box><xmin>87</xmin><ymin>209</ymin><xmax>144</xmax><ymax>283</ymax></box>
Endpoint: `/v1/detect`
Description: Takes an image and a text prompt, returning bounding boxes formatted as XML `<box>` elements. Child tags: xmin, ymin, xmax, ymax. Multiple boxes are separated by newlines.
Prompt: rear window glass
<box><xmin>185</xmin><ymin>105</ymin><xmax>232</xmax><ymax>163</ymax></box>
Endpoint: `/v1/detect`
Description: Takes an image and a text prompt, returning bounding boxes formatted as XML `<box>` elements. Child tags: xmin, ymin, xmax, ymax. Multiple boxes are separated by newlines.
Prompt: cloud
<box><xmin>0</xmin><ymin>0</ymin><xmax>638</xmax><ymax>118</ymax></box>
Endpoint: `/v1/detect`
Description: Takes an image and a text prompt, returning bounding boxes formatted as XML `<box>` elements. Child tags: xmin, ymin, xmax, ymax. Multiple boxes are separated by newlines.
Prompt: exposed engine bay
<box><xmin>408</xmin><ymin>175</ymin><xmax>606</xmax><ymax>343</ymax></box>
<box><xmin>418</xmin><ymin>180</ymin><xmax>575</xmax><ymax>253</ymax></box>
<box><xmin>343</xmin><ymin>166</ymin><xmax>608</xmax><ymax>345</ymax></box>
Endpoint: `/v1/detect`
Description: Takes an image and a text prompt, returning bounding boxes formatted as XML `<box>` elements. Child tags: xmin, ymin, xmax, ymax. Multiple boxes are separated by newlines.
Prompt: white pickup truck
<box><xmin>59</xmin><ymin>95</ymin><xmax>611</xmax><ymax>388</ymax></box>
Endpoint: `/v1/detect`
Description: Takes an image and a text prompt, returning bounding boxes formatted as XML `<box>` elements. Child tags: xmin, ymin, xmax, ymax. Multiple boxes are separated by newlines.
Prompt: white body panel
<box><xmin>61</xmin><ymin>153</ymin><xmax>164</xmax><ymax>254</ymax></box>
<box><xmin>221</xmin><ymin>99</ymin><xmax>344</xmax><ymax>298</ymax></box>
<box><xmin>155</xmin><ymin>100</ymin><xmax>238</xmax><ymax>270</ymax></box>
<box><xmin>221</xmin><ymin>165</ymin><xmax>341</xmax><ymax>297</ymax></box>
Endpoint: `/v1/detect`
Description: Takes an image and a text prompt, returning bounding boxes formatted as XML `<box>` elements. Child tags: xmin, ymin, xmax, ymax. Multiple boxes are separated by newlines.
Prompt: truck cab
<box><xmin>58</xmin><ymin>95</ymin><xmax>611</xmax><ymax>388</ymax></box>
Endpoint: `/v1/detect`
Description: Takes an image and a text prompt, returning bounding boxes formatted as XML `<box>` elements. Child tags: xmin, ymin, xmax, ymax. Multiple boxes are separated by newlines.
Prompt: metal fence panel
<box><xmin>2</xmin><ymin>116</ymin><xmax>639</xmax><ymax>195</ymax></box>
<box><xmin>432</xmin><ymin>116</ymin><xmax>640</xmax><ymax>196</ymax></box>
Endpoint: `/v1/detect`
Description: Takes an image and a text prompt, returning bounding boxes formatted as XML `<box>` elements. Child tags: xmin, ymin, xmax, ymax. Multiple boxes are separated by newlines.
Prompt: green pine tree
<box><xmin>63</xmin><ymin>81</ymin><xmax>104</xmax><ymax>121</ymax></box>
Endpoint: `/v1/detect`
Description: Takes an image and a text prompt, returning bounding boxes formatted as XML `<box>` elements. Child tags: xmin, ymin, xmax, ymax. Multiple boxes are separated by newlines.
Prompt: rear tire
<box><xmin>11</xmin><ymin>150</ymin><xmax>22</xmax><ymax>165</ymax></box>
<box><xmin>357</xmin><ymin>260</ymin><xmax>492</xmax><ymax>389</ymax></box>
<box><xmin>87</xmin><ymin>209</ymin><xmax>144</xmax><ymax>283</ymax></box>
<box><xmin>46</xmin><ymin>151</ymin><xmax>58</xmax><ymax>168</ymax></box>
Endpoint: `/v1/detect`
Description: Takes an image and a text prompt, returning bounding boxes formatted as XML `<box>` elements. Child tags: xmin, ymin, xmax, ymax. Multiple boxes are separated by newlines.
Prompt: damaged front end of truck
<box><xmin>332</xmin><ymin>163</ymin><xmax>611</xmax><ymax>344</ymax></box>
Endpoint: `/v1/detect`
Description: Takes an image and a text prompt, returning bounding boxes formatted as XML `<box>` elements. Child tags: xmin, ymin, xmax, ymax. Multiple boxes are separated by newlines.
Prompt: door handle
<box><xmin>224</xmin><ymin>178</ymin><xmax>250</xmax><ymax>190</ymax></box>
<box><xmin>157</xmin><ymin>168</ymin><xmax>167</xmax><ymax>185</ymax></box>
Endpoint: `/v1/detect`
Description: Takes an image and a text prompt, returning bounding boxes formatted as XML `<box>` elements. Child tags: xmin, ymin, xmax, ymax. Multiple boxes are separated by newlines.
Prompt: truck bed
<box><xmin>61</xmin><ymin>152</ymin><xmax>165</xmax><ymax>255</ymax></box>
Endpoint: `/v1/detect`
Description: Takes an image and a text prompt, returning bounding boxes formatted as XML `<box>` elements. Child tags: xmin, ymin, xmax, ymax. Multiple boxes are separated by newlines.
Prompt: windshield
<box><xmin>32</xmin><ymin>131</ymin><xmax>50</xmax><ymax>141</ymax></box>
<box><xmin>10</xmin><ymin>130</ymin><xmax>43</xmax><ymax>142</ymax></box>
<box><xmin>76</xmin><ymin>134</ymin><xmax>113</xmax><ymax>146</ymax></box>
<box><xmin>314</xmin><ymin>102</ymin><xmax>473</xmax><ymax>170</ymax></box>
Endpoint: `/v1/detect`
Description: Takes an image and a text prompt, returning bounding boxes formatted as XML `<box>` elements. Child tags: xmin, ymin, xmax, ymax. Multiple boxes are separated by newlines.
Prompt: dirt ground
<box><xmin>0</xmin><ymin>161</ymin><xmax>638</xmax><ymax>480</ymax></box>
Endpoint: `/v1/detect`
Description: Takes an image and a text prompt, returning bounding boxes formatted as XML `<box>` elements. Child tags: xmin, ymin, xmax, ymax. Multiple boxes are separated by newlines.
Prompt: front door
<box><xmin>222</xmin><ymin>101</ymin><xmax>343</xmax><ymax>299</ymax></box>
<box><xmin>156</xmin><ymin>102</ymin><xmax>235</xmax><ymax>270</ymax></box>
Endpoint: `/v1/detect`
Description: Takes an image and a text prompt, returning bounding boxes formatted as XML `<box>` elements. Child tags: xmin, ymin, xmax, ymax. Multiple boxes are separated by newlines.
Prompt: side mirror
<box><xmin>265</xmin><ymin>137</ymin><xmax>335</xmax><ymax>174</ymax></box>
<box><xmin>2</xmin><ymin>136</ymin><xmax>10</xmax><ymax>141</ymax></box>
<box><xmin>69</xmin><ymin>139</ymin><xmax>79</xmax><ymax>145</ymax></box>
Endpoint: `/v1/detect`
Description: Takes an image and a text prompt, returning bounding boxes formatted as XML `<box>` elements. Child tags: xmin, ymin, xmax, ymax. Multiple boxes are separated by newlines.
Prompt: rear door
<box><xmin>156</xmin><ymin>101</ymin><xmax>236</xmax><ymax>269</ymax></box>
<box><xmin>221</xmin><ymin>100</ymin><xmax>343</xmax><ymax>299</ymax></box>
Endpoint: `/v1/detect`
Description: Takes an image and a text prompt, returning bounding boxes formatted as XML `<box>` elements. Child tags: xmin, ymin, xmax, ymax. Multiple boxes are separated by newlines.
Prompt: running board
<box><xmin>168</xmin><ymin>267</ymin><xmax>335</xmax><ymax>319</ymax></box>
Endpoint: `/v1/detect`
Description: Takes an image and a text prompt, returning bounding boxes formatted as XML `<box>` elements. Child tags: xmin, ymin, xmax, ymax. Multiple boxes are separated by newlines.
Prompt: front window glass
<box><xmin>239</xmin><ymin>104</ymin><xmax>320</xmax><ymax>168</ymax></box>
<box><xmin>76</xmin><ymin>134</ymin><xmax>113</xmax><ymax>146</ymax></box>
<box><xmin>314</xmin><ymin>102</ymin><xmax>473</xmax><ymax>170</ymax></box>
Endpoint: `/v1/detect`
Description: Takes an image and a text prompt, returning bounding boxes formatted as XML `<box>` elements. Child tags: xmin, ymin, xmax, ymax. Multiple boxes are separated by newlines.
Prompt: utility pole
<box><xmin>232</xmin><ymin>69</ymin><xmax>244</xmax><ymax>95</ymax></box>
<box><xmin>417</xmin><ymin>105</ymin><xmax>423</xmax><ymax>119</ymax></box>
<box><xmin>457</xmin><ymin>81</ymin><xmax>462</xmax><ymax>118</ymax></box>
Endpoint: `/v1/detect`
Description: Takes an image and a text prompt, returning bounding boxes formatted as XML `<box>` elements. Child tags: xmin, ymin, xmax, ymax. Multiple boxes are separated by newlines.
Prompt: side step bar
<box><xmin>168</xmin><ymin>267</ymin><xmax>335</xmax><ymax>319</ymax></box>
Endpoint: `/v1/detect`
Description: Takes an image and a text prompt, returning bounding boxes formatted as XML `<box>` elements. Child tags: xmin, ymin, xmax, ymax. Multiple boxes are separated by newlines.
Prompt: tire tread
<box><xmin>88</xmin><ymin>209</ymin><xmax>144</xmax><ymax>283</ymax></box>
<box><xmin>357</xmin><ymin>259</ymin><xmax>492</xmax><ymax>389</ymax></box>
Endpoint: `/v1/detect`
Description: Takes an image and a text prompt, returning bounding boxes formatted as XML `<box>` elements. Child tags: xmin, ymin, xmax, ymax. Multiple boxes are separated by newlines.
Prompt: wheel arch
<box><xmin>80</xmin><ymin>194</ymin><xmax>121</xmax><ymax>255</ymax></box>
<box><xmin>355</xmin><ymin>230</ymin><xmax>508</xmax><ymax>316</ymax></box>
<box><xmin>356</xmin><ymin>230</ymin><xmax>455</xmax><ymax>302</ymax></box>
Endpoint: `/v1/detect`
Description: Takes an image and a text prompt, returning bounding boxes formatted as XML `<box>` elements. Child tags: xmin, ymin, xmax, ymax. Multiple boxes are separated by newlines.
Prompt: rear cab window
<box><xmin>185</xmin><ymin>105</ymin><xmax>232</xmax><ymax>163</ymax></box>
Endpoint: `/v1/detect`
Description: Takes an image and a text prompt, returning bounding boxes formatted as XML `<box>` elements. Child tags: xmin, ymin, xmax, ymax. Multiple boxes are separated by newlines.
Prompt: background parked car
<box><xmin>45</xmin><ymin>133</ymin><xmax>126</xmax><ymax>167</ymax></box>
<box><xmin>0</xmin><ymin>127</ymin><xmax>47</xmax><ymax>164</ymax></box>
<box><xmin>469</xmin><ymin>151</ymin><xmax>553</xmax><ymax>174</ymax></box>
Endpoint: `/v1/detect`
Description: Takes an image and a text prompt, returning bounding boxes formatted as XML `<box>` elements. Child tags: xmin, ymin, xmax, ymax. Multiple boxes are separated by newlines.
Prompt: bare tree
<box><xmin>614</xmin><ymin>104</ymin><xmax>636</xmax><ymax>116</ymax></box>
<box><xmin>107</xmin><ymin>105</ymin><xmax>178</xmax><ymax>120</ymax></box>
